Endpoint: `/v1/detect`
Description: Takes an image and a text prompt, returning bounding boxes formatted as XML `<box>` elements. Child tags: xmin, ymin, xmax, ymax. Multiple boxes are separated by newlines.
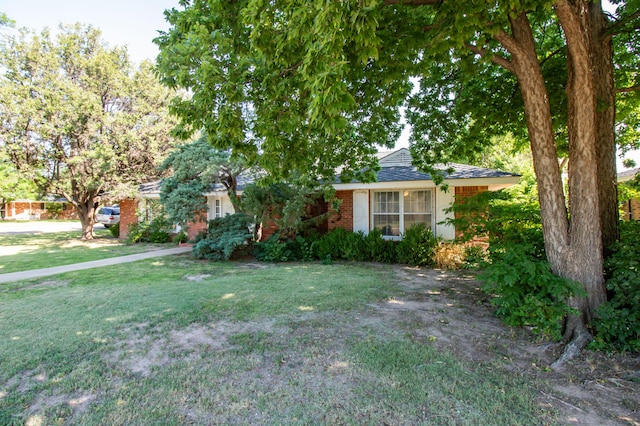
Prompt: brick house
<box><xmin>618</xmin><ymin>167</ymin><xmax>640</xmax><ymax>221</ymax></box>
<box><xmin>1</xmin><ymin>199</ymin><xmax>76</xmax><ymax>220</ymax></box>
<box><xmin>120</xmin><ymin>148</ymin><xmax>519</xmax><ymax>241</ymax></box>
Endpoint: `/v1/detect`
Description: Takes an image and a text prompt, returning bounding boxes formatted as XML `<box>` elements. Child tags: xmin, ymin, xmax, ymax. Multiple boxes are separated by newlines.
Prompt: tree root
<box><xmin>551</xmin><ymin>325</ymin><xmax>592</xmax><ymax>371</ymax></box>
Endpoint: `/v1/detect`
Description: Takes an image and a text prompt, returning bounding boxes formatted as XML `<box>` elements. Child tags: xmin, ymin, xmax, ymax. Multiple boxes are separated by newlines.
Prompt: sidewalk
<box><xmin>0</xmin><ymin>246</ymin><xmax>192</xmax><ymax>284</ymax></box>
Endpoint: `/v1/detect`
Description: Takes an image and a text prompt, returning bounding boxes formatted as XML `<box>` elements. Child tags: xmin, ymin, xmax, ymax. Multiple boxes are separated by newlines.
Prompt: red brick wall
<box><xmin>185</xmin><ymin>214</ymin><xmax>208</xmax><ymax>241</ymax></box>
<box><xmin>454</xmin><ymin>186</ymin><xmax>489</xmax><ymax>238</ymax></box>
<box><xmin>328</xmin><ymin>190</ymin><xmax>353</xmax><ymax>232</ymax></box>
<box><xmin>622</xmin><ymin>199</ymin><xmax>640</xmax><ymax>221</ymax></box>
<box><xmin>118</xmin><ymin>199</ymin><xmax>138</xmax><ymax>240</ymax></box>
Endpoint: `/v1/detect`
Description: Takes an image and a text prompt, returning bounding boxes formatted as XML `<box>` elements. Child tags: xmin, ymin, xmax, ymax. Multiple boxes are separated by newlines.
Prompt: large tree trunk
<box><xmin>589</xmin><ymin>1</ymin><xmax>619</xmax><ymax>254</ymax></box>
<box><xmin>497</xmin><ymin>8</ymin><xmax>608</xmax><ymax>365</ymax></box>
<box><xmin>66</xmin><ymin>192</ymin><xmax>99</xmax><ymax>240</ymax></box>
<box><xmin>555</xmin><ymin>0</ymin><xmax>607</xmax><ymax>320</ymax></box>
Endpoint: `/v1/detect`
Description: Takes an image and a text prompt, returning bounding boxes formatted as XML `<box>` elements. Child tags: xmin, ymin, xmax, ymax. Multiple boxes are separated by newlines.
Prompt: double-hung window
<box><xmin>372</xmin><ymin>190</ymin><xmax>432</xmax><ymax>237</ymax></box>
<box><xmin>208</xmin><ymin>197</ymin><xmax>223</xmax><ymax>220</ymax></box>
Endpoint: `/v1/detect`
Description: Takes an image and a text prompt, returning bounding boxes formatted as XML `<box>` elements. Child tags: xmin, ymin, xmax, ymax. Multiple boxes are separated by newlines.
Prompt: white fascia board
<box><xmin>333</xmin><ymin>176</ymin><xmax>520</xmax><ymax>191</ymax></box>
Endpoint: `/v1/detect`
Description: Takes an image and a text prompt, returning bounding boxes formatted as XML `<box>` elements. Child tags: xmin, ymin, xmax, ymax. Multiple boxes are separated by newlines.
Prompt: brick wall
<box><xmin>621</xmin><ymin>198</ymin><xmax>640</xmax><ymax>221</ymax></box>
<box><xmin>185</xmin><ymin>214</ymin><xmax>208</xmax><ymax>241</ymax></box>
<box><xmin>328</xmin><ymin>190</ymin><xmax>353</xmax><ymax>232</ymax></box>
<box><xmin>454</xmin><ymin>186</ymin><xmax>489</xmax><ymax>238</ymax></box>
<box><xmin>118</xmin><ymin>199</ymin><xmax>138</xmax><ymax>240</ymax></box>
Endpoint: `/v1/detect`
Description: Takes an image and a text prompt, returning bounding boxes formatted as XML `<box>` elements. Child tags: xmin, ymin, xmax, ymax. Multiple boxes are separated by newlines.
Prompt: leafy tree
<box><xmin>159</xmin><ymin>137</ymin><xmax>247</xmax><ymax>230</ymax></box>
<box><xmin>0</xmin><ymin>151</ymin><xmax>39</xmax><ymax>218</ymax></box>
<box><xmin>155</xmin><ymin>0</ymin><xmax>639</xmax><ymax>363</ymax></box>
<box><xmin>0</xmin><ymin>24</ymin><xmax>178</xmax><ymax>239</ymax></box>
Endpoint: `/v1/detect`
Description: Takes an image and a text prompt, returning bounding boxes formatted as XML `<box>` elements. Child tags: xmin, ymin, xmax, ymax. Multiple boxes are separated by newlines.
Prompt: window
<box><xmin>372</xmin><ymin>190</ymin><xmax>432</xmax><ymax>237</ymax></box>
<box><xmin>209</xmin><ymin>197</ymin><xmax>222</xmax><ymax>220</ymax></box>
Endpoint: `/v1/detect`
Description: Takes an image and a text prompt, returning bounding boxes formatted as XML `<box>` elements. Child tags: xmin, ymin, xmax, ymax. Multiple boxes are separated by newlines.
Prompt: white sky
<box><xmin>2</xmin><ymin>0</ymin><xmax>178</xmax><ymax>65</ymax></box>
<box><xmin>2</xmin><ymin>0</ymin><xmax>638</xmax><ymax>170</ymax></box>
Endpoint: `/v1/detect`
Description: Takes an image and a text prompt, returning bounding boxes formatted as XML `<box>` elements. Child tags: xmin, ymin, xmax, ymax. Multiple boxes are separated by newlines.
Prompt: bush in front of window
<box><xmin>396</xmin><ymin>223</ymin><xmax>438</xmax><ymax>267</ymax></box>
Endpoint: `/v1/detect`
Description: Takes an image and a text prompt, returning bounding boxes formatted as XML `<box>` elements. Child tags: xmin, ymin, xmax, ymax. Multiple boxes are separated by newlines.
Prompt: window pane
<box><xmin>404</xmin><ymin>214</ymin><xmax>432</xmax><ymax>230</ymax></box>
<box><xmin>374</xmin><ymin>214</ymin><xmax>400</xmax><ymax>236</ymax></box>
<box><xmin>404</xmin><ymin>190</ymin><xmax>431</xmax><ymax>213</ymax></box>
<box><xmin>374</xmin><ymin>192</ymin><xmax>399</xmax><ymax>214</ymax></box>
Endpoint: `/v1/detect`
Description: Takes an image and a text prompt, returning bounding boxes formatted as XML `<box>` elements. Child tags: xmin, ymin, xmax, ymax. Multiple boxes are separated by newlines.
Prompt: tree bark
<box><xmin>555</xmin><ymin>0</ymin><xmax>607</xmax><ymax>322</ymax></box>
<box><xmin>589</xmin><ymin>1</ymin><xmax>619</xmax><ymax>254</ymax></box>
<box><xmin>494</xmin><ymin>8</ymin><xmax>607</xmax><ymax>365</ymax></box>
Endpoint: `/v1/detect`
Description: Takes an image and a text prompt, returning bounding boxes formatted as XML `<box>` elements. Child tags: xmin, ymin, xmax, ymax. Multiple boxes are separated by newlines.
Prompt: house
<box><xmin>618</xmin><ymin>167</ymin><xmax>640</xmax><ymax>221</ymax></box>
<box><xmin>119</xmin><ymin>148</ymin><xmax>519</xmax><ymax>241</ymax></box>
<box><xmin>0</xmin><ymin>198</ymin><xmax>76</xmax><ymax>220</ymax></box>
<box><xmin>327</xmin><ymin>148</ymin><xmax>519</xmax><ymax>240</ymax></box>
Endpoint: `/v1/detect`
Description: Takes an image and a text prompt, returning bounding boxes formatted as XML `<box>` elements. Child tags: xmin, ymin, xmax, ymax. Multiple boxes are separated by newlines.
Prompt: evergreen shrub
<box><xmin>192</xmin><ymin>213</ymin><xmax>253</xmax><ymax>260</ymax></box>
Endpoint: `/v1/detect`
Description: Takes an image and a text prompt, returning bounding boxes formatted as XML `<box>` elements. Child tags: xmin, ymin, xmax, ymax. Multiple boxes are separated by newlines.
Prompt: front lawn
<box><xmin>0</xmin><ymin>257</ymin><xmax>553</xmax><ymax>425</ymax></box>
<box><xmin>0</xmin><ymin>230</ymin><xmax>170</xmax><ymax>274</ymax></box>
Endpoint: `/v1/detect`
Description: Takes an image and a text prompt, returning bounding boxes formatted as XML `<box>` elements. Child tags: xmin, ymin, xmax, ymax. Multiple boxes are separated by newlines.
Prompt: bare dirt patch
<box><xmin>383</xmin><ymin>265</ymin><xmax>640</xmax><ymax>426</ymax></box>
<box><xmin>101</xmin><ymin>263</ymin><xmax>638</xmax><ymax>425</ymax></box>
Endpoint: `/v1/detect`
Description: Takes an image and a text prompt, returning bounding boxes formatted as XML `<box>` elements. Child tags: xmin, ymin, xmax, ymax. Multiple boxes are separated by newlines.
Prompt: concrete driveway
<box><xmin>0</xmin><ymin>220</ymin><xmax>101</xmax><ymax>235</ymax></box>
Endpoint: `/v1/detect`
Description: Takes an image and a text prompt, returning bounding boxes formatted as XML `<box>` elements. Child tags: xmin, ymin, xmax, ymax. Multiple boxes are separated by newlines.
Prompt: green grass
<box><xmin>0</xmin><ymin>257</ymin><xmax>554</xmax><ymax>425</ymax></box>
<box><xmin>0</xmin><ymin>229</ymin><xmax>170</xmax><ymax>274</ymax></box>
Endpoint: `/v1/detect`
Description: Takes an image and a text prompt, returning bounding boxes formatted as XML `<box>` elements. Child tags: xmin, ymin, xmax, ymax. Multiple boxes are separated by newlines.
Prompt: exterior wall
<box><xmin>1</xmin><ymin>201</ymin><xmax>76</xmax><ymax>220</ymax></box>
<box><xmin>621</xmin><ymin>199</ymin><xmax>640</xmax><ymax>221</ymax></box>
<box><xmin>118</xmin><ymin>199</ymin><xmax>138</xmax><ymax>240</ymax></box>
<box><xmin>328</xmin><ymin>190</ymin><xmax>354</xmax><ymax>232</ymax></box>
<box><xmin>435</xmin><ymin>188</ymin><xmax>455</xmax><ymax>240</ymax></box>
<box><xmin>454</xmin><ymin>186</ymin><xmax>489</xmax><ymax>238</ymax></box>
<box><xmin>185</xmin><ymin>216</ymin><xmax>208</xmax><ymax>241</ymax></box>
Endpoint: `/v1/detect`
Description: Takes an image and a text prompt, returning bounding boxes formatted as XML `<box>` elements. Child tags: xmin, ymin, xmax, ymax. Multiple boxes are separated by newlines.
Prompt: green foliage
<box><xmin>44</xmin><ymin>202</ymin><xmax>65</xmax><ymax>219</ymax></box>
<box><xmin>481</xmin><ymin>244</ymin><xmax>582</xmax><ymax>340</ymax></box>
<box><xmin>192</xmin><ymin>213</ymin><xmax>253</xmax><ymax>260</ymax></box>
<box><xmin>590</xmin><ymin>221</ymin><xmax>640</xmax><ymax>352</ymax></box>
<box><xmin>159</xmin><ymin>138</ymin><xmax>247</xmax><ymax>228</ymax></box>
<box><xmin>126</xmin><ymin>217</ymin><xmax>172</xmax><ymax>244</ymax></box>
<box><xmin>0</xmin><ymin>25</ymin><xmax>178</xmax><ymax>229</ymax></box>
<box><xmin>109</xmin><ymin>222</ymin><xmax>120</xmax><ymax>238</ymax></box>
<box><xmin>449</xmin><ymin>182</ymin><xmax>576</xmax><ymax>339</ymax></box>
<box><xmin>254</xmin><ymin>234</ymin><xmax>294</xmax><ymax>262</ymax></box>
<box><xmin>396</xmin><ymin>223</ymin><xmax>438</xmax><ymax>266</ymax></box>
<box><xmin>173</xmin><ymin>230</ymin><xmax>189</xmax><ymax>244</ymax></box>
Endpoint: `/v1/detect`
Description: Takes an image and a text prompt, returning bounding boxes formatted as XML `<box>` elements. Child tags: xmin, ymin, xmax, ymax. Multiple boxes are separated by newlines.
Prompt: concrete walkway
<box><xmin>0</xmin><ymin>246</ymin><xmax>192</xmax><ymax>284</ymax></box>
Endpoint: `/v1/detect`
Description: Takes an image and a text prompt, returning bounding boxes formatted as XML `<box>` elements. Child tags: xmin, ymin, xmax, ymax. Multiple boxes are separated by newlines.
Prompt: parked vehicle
<box><xmin>96</xmin><ymin>206</ymin><xmax>120</xmax><ymax>228</ymax></box>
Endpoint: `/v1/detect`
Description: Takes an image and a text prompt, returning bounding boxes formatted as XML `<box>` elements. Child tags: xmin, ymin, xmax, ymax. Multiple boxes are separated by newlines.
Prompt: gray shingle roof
<box><xmin>342</xmin><ymin>163</ymin><xmax>518</xmax><ymax>184</ymax></box>
<box><xmin>138</xmin><ymin>173</ymin><xmax>255</xmax><ymax>195</ymax></box>
<box><xmin>618</xmin><ymin>168</ymin><xmax>639</xmax><ymax>181</ymax></box>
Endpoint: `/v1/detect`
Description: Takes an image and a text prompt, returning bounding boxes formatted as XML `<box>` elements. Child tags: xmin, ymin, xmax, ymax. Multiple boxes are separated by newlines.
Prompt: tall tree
<box><xmin>0</xmin><ymin>24</ymin><xmax>178</xmax><ymax>239</ymax></box>
<box><xmin>155</xmin><ymin>0</ymin><xmax>639</xmax><ymax>361</ymax></box>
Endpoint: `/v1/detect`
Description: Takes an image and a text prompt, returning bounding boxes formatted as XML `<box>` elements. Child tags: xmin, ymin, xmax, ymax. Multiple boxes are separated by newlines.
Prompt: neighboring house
<box><xmin>119</xmin><ymin>148</ymin><xmax>520</xmax><ymax>241</ymax></box>
<box><xmin>0</xmin><ymin>199</ymin><xmax>76</xmax><ymax>220</ymax></box>
<box><xmin>618</xmin><ymin>167</ymin><xmax>640</xmax><ymax>221</ymax></box>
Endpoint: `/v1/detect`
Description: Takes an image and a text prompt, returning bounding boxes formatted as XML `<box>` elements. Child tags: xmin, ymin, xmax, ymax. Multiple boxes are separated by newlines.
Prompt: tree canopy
<box><xmin>0</xmin><ymin>24</ymin><xmax>179</xmax><ymax>238</ymax></box>
<box><xmin>156</xmin><ymin>0</ymin><xmax>639</xmax><ymax>361</ymax></box>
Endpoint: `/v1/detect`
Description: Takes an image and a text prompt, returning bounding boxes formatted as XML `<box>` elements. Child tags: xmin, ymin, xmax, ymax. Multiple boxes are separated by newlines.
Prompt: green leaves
<box><xmin>0</xmin><ymin>24</ymin><xmax>178</xmax><ymax>206</ymax></box>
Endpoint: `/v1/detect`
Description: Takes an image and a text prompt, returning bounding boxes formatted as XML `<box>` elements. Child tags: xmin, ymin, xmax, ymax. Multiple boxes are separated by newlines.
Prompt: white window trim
<box><xmin>371</xmin><ymin>189</ymin><xmax>434</xmax><ymax>240</ymax></box>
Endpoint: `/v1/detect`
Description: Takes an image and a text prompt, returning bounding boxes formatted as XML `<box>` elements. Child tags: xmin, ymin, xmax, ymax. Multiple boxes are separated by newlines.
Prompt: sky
<box><xmin>2</xmin><ymin>0</ymin><xmax>178</xmax><ymax>65</ymax></box>
<box><xmin>2</xmin><ymin>0</ymin><xmax>638</xmax><ymax>170</ymax></box>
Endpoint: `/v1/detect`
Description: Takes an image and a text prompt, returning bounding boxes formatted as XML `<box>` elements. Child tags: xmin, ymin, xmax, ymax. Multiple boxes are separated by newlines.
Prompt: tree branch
<box><xmin>465</xmin><ymin>43</ymin><xmax>515</xmax><ymax>73</ymax></box>
<box><xmin>615</xmin><ymin>84</ymin><xmax>640</xmax><ymax>94</ymax></box>
<box><xmin>604</xmin><ymin>10</ymin><xmax>640</xmax><ymax>36</ymax></box>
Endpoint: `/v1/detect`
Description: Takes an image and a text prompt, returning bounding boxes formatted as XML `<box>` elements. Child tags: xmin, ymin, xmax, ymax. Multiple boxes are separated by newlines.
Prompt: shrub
<box><xmin>362</xmin><ymin>229</ymin><xmax>398</xmax><ymax>263</ymax></box>
<box><xmin>192</xmin><ymin>213</ymin><xmax>253</xmax><ymax>260</ymax></box>
<box><xmin>289</xmin><ymin>234</ymin><xmax>319</xmax><ymax>262</ymax></box>
<box><xmin>254</xmin><ymin>234</ymin><xmax>294</xmax><ymax>262</ymax></box>
<box><xmin>108</xmin><ymin>222</ymin><xmax>120</xmax><ymax>238</ymax></box>
<box><xmin>314</xmin><ymin>228</ymin><xmax>352</xmax><ymax>261</ymax></box>
<box><xmin>432</xmin><ymin>242</ymin><xmax>465</xmax><ymax>270</ymax></box>
<box><xmin>396</xmin><ymin>223</ymin><xmax>438</xmax><ymax>266</ymax></box>
<box><xmin>125</xmin><ymin>217</ymin><xmax>172</xmax><ymax>244</ymax></box>
<box><xmin>462</xmin><ymin>244</ymin><xmax>487</xmax><ymax>269</ymax></box>
<box><xmin>480</xmin><ymin>243</ymin><xmax>582</xmax><ymax>340</ymax></box>
<box><xmin>590</xmin><ymin>221</ymin><xmax>640</xmax><ymax>352</ymax></box>
<box><xmin>173</xmin><ymin>230</ymin><xmax>188</xmax><ymax>244</ymax></box>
